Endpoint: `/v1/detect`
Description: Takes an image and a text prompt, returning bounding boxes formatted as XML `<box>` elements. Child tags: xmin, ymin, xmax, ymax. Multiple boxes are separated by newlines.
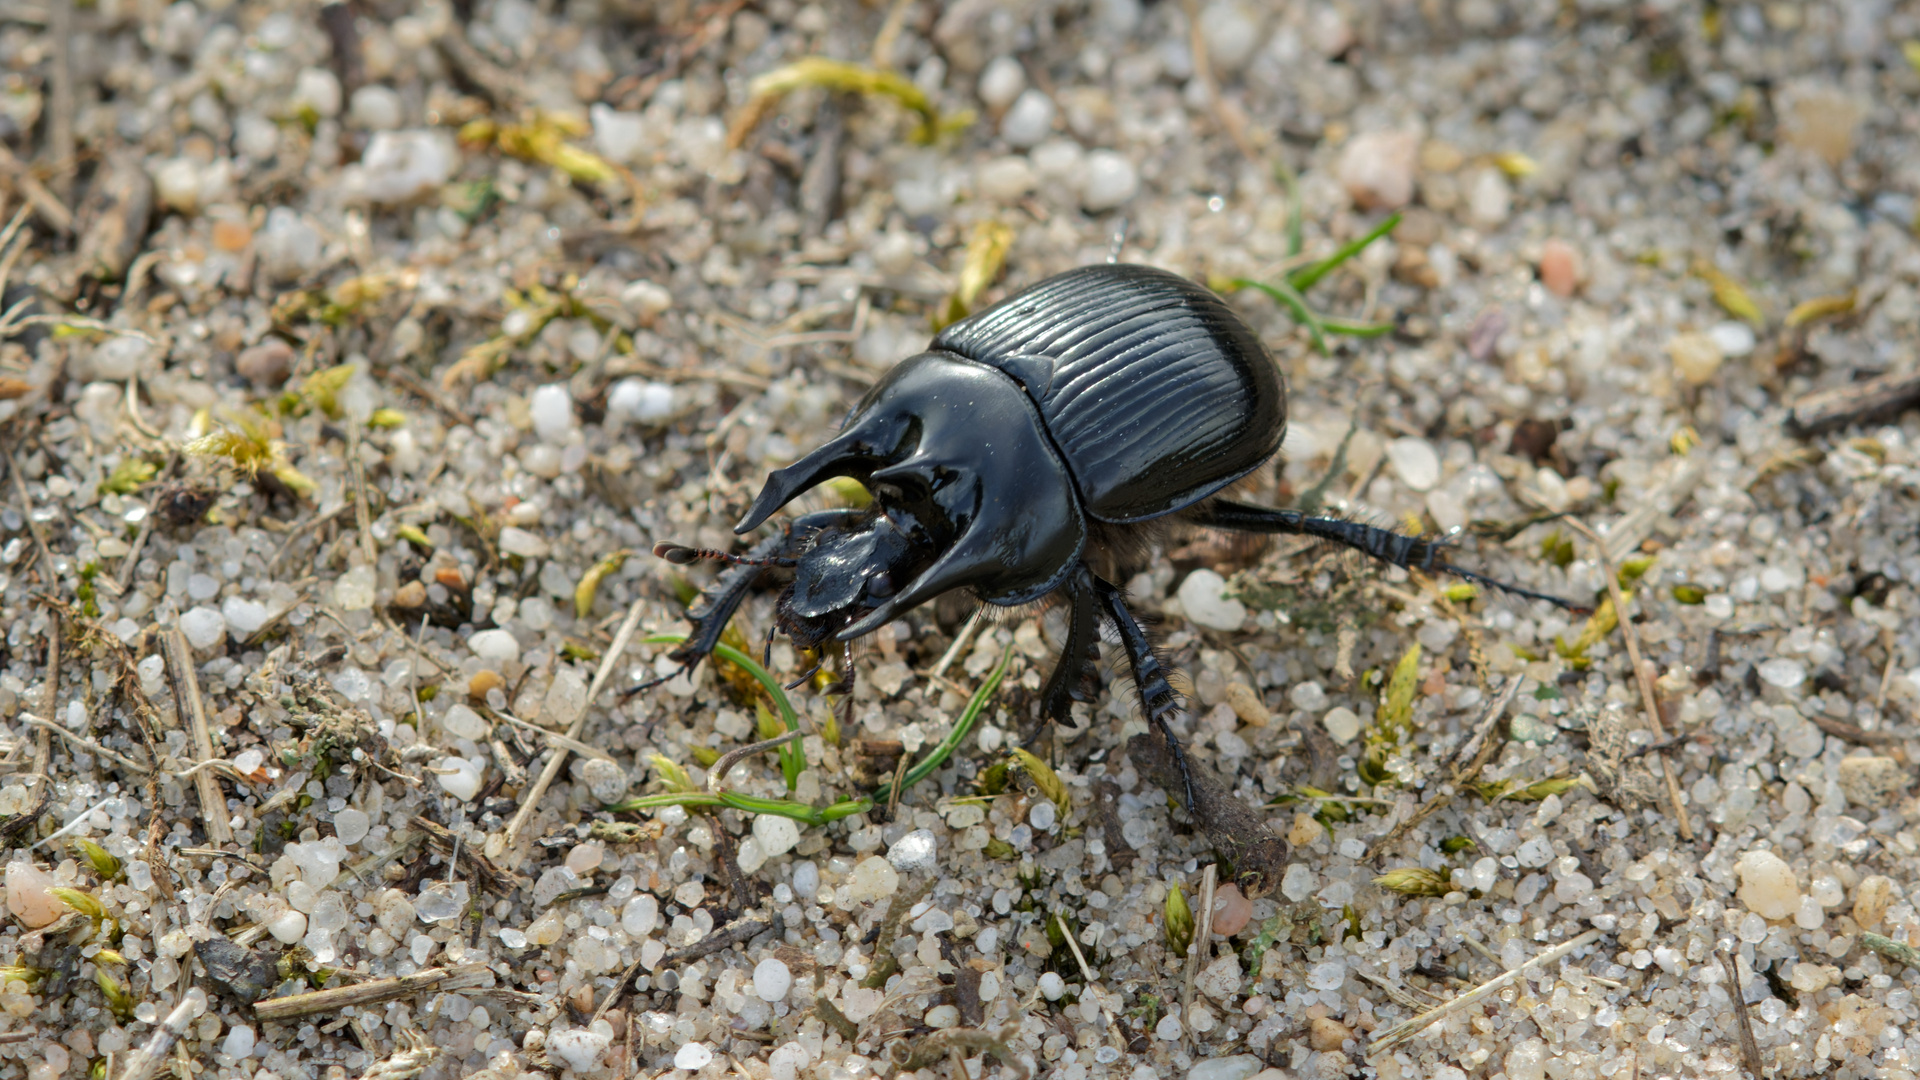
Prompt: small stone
<box><xmin>256</xmin><ymin>208</ymin><xmax>324</xmax><ymax>282</ymax></box>
<box><xmin>333</xmin><ymin>565</ymin><xmax>377</xmax><ymax>611</ymax></box>
<box><xmin>924</xmin><ymin>1004</ymin><xmax>960</xmax><ymax>1028</ymax></box>
<box><xmin>620</xmin><ymin>280</ymin><xmax>674</xmax><ymax>320</ymax></box>
<box><xmin>583</xmin><ymin>758</ymin><xmax>630</xmax><ymax>803</ymax></box>
<box><xmin>1735</xmin><ymin>848</ymin><xmax>1800</xmax><ymax>920</ymax></box>
<box><xmin>978</xmin><ymin>56</ymin><xmax>1027</xmax><ymax>110</ymax></box>
<box><xmin>352</xmin><ymin>130</ymin><xmax>457</xmax><ymax>205</ymax></box>
<box><xmin>622</xmin><ymin>894</ymin><xmax>659</xmax><ymax>936</ymax></box>
<box><xmin>549</xmin><ymin>1027</ymin><xmax>612</xmax><ymax>1073</ymax></box>
<box><xmin>222</xmin><ymin>1025</ymin><xmax>256</xmax><ymax>1058</ymax></box>
<box><xmin>1156</xmin><ymin>1013</ymin><xmax>1184</xmax><ymax>1040</ymax></box>
<box><xmin>440</xmin><ymin>704</ymin><xmax>490</xmax><ymax>741</ymax></box>
<box><xmin>1853</xmin><ymin>875</ymin><xmax>1895</xmax><ymax>929</ymax></box>
<box><xmin>1538</xmin><ymin>240</ymin><xmax>1582</xmax><ymax>298</ymax></box>
<box><xmin>1196</xmin><ymin>952</ymin><xmax>1242</xmax><ymax>1001</ymax></box>
<box><xmin>1322</xmin><ymin>706</ymin><xmax>1362</xmax><ymax>744</ymax></box>
<box><xmin>220</xmin><ymin>596</ymin><xmax>271</xmax><ymax>639</ymax></box>
<box><xmin>753</xmin><ymin>957</ymin><xmax>793</xmax><ymax>1001</ymax></box>
<box><xmin>847</xmin><ymin>856</ymin><xmax>899</xmax><ymax>901</ymax></box>
<box><xmin>178</xmin><ymin>606</ymin><xmax>228</xmax><ymax>653</ymax></box>
<box><xmin>1707</xmin><ymin>321</ymin><xmax>1756</xmax><ymax>358</ymax></box>
<box><xmin>1757</xmin><ymin>658</ymin><xmax>1805</xmax><ymax>690</ymax></box>
<box><xmin>435</xmin><ymin>756</ymin><xmax>484</xmax><ymax>801</ymax></box>
<box><xmin>530</xmin><ymin>384</ymin><xmax>576</xmax><ymax>444</ymax></box>
<box><xmin>1081</xmin><ymin>150</ymin><xmax>1139</xmax><ymax>212</ymax></box>
<box><xmin>1288</xmin><ymin>681</ymin><xmax>1328</xmax><ymax>712</ymax></box>
<box><xmin>590</xmin><ymin>103</ymin><xmax>647</xmax><ymax>165</ymax></box>
<box><xmin>1667</xmin><ymin>332</ymin><xmax>1724</xmax><ymax>387</ymax></box>
<box><xmin>1209</xmin><ymin>884</ymin><xmax>1253</xmax><ymax>936</ymax></box>
<box><xmin>1197</xmin><ymin>0</ymin><xmax>1267</xmax><ymax>73</ymax></box>
<box><xmin>1386</xmin><ymin>437</ymin><xmax>1441</xmax><ymax>491</ymax></box>
<box><xmin>1777</xmin><ymin>82</ymin><xmax>1865</xmax><ymax>166</ymax></box>
<box><xmin>1466</xmin><ymin>169</ymin><xmax>1511</xmax><ymax>227</ymax></box>
<box><xmin>1506</xmin><ymin>1039</ymin><xmax>1548</xmax><ymax>1080</ymax></box>
<box><xmin>1287</xmin><ymin>815</ymin><xmax>1326</xmax><ymax>847</ymax></box>
<box><xmin>468</xmin><ymin>669</ymin><xmax>506</xmax><ymax>701</ymax></box>
<box><xmin>565</xmin><ymin>842</ymin><xmax>605</xmax><ymax>875</ymax></box>
<box><xmin>291</xmin><ymin>68</ymin><xmax>342</xmax><ymax>117</ymax></box>
<box><xmin>1309</xmin><ymin>1017</ymin><xmax>1352</xmax><ymax>1051</ymax></box>
<box><xmin>498</xmin><ymin>526</ymin><xmax>550</xmax><ymax>559</ymax></box>
<box><xmin>347</xmin><ymin>85</ymin><xmax>404</xmax><ymax>130</ymax></box>
<box><xmin>236</xmin><ymin>340</ymin><xmax>296</xmax><ymax>386</ymax></box>
<box><xmin>1337</xmin><ymin>130</ymin><xmax>1420</xmax><ymax>210</ymax></box>
<box><xmin>674</xmin><ymin>1043</ymin><xmax>714</xmax><ymax>1070</ymax></box>
<box><xmin>468</xmin><ymin>629</ymin><xmax>521</xmax><ymax>664</ymax></box>
<box><xmin>4</xmin><ymin>861</ymin><xmax>61</xmax><ymax>928</ymax></box>
<box><xmin>1038</xmin><ymin>972</ymin><xmax>1067</xmax><ymax>1001</ymax></box>
<box><xmin>887</xmin><ymin>829</ymin><xmax>938</xmax><ymax>874</ymax></box>
<box><xmin>608</xmin><ymin>378</ymin><xmax>677</xmax><ymax>422</ymax></box>
<box><xmin>332</xmin><ymin>809</ymin><xmax>370</xmax><ymax>845</ymax></box>
<box><xmin>1177</xmin><ymin>569</ymin><xmax>1246</xmax><ymax>632</ymax></box>
<box><xmin>1000</xmin><ymin>89</ymin><xmax>1055</xmax><ymax>148</ymax></box>
<box><xmin>976</xmin><ymin>156</ymin><xmax>1035</xmax><ymax>202</ymax></box>
<box><xmin>1838</xmin><ymin>757</ymin><xmax>1908</xmax><ymax>808</ymax></box>
<box><xmin>1186</xmin><ymin>1055</ymin><xmax>1262</xmax><ymax>1080</ymax></box>
<box><xmin>543</xmin><ymin>668</ymin><xmax>589</xmax><ymax>729</ymax></box>
<box><xmin>1225</xmin><ymin>682</ymin><xmax>1270</xmax><ymax>726</ymax></box>
<box><xmin>753</xmin><ymin>814</ymin><xmax>800</xmax><ymax>858</ymax></box>
<box><xmin>268</xmin><ymin>909</ymin><xmax>308</xmax><ymax>944</ymax></box>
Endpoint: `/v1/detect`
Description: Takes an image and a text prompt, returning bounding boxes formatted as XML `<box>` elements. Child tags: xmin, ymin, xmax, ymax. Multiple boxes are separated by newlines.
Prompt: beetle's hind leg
<box><xmin>1188</xmin><ymin>497</ymin><xmax>1586</xmax><ymax>611</ymax></box>
<box><xmin>1090</xmin><ymin>575</ymin><xmax>1200</xmax><ymax>815</ymax></box>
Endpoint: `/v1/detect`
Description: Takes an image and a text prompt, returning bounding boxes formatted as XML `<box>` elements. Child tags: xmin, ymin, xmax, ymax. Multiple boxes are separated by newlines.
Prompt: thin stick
<box><xmin>4</xmin><ymin>443</ymin><xmax>55</xmax><ymax>579</ymax></box>
<box><xmin>1717</xmin><ymin>950</ymin><xmax>1766</xmax><ymax>1079</ymax></box>
<box><xmin>18</xmin><ymin>714</ymin><xmax>149</xmax><ymax>773</ymax></box>
<box><xmin>705</xmin><ymin>730</ymin><xmax>803</xmax><ymax>790</ymax></box>
<box><xmin>1566</xmin><ymin>519</ymin><xmax>1693</xmax><ymax>841</ymax></box>
<box><xmin>1180</xmin><ymin>864</ymin><xmax>1217</xmax><ymax>1046</ymax></box>
<box><xmin>491</xmin><ymin>709</ymin><xmax>618</xmax><ymax>763</ymax></box>
<box><xmin>0</xmin><ymin>142</ymin><xmax>71</xmax><ymax>233</ymax></box>
<box><xmin>160</xmin><ymin>627</ymin><xmax>234</xmax><ymax>845</ymax></box>
<box><xmin>1369</xmin><ymin>929</ymin><xmax>1602</xmax><ymax>1052</ymax></box>
<box><xmin>33</xmin><ymin>606</ymin><xmax>56</xmax><ymax>775</ymax></box>
<box><xmin>253</xmin><ymin>964</ymin><xmax>492</xmax><ymax>1022</ymax></box>
<box><xmin>928</xmin><ymin>608</ymin><xmax>984</xmax><ymax>680</ymax></box>
<box><xmin>1054</xmin><ymin>912</ymin><xmax>1129</xmax><ymax>1053</ymax></box>
<box><xmin>46</xmin><ymin>0</ymin><xmax>73</xmax><ymax>205</ymax></box>
<box><xmin>346</xmin><ymin>422</ymin><xmax>378</xmax><ymax>567</ymax></box>
<box><xmin>113</xmin><ymin>993</ymin><xmax>200</xmax><ymax>1080</ymax></box>
<box><xmin>501</xmin><ymin>596</ymin><xmax>648</xmax><ymax>860</ymax></box>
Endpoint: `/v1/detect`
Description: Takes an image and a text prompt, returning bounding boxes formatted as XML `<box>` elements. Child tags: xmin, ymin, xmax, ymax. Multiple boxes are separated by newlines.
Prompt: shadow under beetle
<box><xmin>643</xmin><ymin>264</ymin><xmax>1576</xmax><ymax>810</ymax></box>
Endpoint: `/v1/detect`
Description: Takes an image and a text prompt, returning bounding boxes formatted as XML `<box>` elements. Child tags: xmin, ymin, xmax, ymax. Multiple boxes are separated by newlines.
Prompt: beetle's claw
<box><xmin>620</xmin><ymin>660</ymin><xmax>696</xmax><ymax>700</ymax></box>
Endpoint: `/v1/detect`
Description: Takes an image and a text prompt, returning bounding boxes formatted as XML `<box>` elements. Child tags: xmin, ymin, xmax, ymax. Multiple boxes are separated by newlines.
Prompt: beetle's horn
<box><xmin>734</xmin><ymin>430</ymin><xmax>869</xmax><ymax>534</ymax></box>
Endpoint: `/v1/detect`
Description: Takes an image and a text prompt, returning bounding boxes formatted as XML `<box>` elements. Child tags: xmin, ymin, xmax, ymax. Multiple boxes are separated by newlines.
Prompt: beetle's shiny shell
<box><xmin>933</xmin><ymin>264</ymin><xmax>1286</xmax><ymax>523</ymax></box>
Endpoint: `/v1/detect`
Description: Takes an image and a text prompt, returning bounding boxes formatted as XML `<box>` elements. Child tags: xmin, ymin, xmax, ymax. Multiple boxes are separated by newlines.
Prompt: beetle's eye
<box><xmin>866</xmin><ymin>572</ymin><xmax>895</xmax><ymax>599</ymax></box>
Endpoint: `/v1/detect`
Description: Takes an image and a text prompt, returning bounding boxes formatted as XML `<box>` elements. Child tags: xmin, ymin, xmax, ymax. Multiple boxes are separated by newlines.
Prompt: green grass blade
<box><xmin>1229</xmin><ymin>277</ymin><xmax>1329</xmax><ymax>355</ymax></box>
<box><xmin>1320</xmin><ymin>316</ymin><xmax>1395</xmax><ymax>338</ymax></box>
<box><xmin>871</xmin><ymin>644</ymin><xmax>1012</xmax><ymax>805</ymax></box>
<box><xmin>643</xmin><ymin>633</ymin><xmax>805</xmax><ymax>789</ymax></box>
<box><xmin>1273</xmin><ymin>160</ymin><xmax>1304</xmax><ymax>259</ymax></box>
<box><xmin>1287</xmin><ymin>212</ymin><xmax>1402</xmax><ymax>293</ymax></box>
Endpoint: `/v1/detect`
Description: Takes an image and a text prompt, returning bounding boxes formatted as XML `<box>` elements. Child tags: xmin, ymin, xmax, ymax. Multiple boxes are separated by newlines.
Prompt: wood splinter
<box><xmin>253</xmin><ymin>963</ymin><xmax>492</xmax><ymax>1023</ymax></box>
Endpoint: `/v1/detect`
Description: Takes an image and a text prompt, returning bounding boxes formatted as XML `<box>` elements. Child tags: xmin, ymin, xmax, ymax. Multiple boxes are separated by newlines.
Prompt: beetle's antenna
<box><xmin>652</xmin><ymin>542</ymin><xmax>797</xmax><ymax>569</ymax></box>
<box><xmin>1106</xmin><ymin>218</ymin><xmax>1130</xmax><ymax>264</ymax></box>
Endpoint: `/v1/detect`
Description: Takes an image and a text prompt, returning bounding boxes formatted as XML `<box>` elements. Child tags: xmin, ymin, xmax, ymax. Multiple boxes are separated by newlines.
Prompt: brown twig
<box><xmin>1566</xmin><ymin>519</ymin><xmax>1694</xmax><ymax>841</ymax></box>
<box><xmin>1717</xmin><ymin>950</ymin><xmax>1767</xmax><ymax>1079</ymax></box>
<box><xmin>160</xmin><ymin>627</ymin><xmax>235</xmax><ymax>846</ymax></box>
<box><xmin>0</xmin><ymin>142</ymin><xmax>71</xmax><ymax>233</ymax></box>
<box><xmin>253</xmin><ymin>964</ymin><xmax>492</xmax><ymax>1022</ymax></box>
<box><xmin>1179</xmin><ymin>863</ymin><xmax>1216</xmax><ymax>1047</ymax></box>
<box><xmin>346</xmin><ymin>422</ymin><xmax>378</xmax><ymax>566</ymax></box>
<box><xmin>3</xmin><ymin>441</ymin><xmax>56</xmax><ymax>581</ymax></box>
<box><xmin>1785</xmin><ymin>370</ymin><xmax>1920</xmax><ymax>438</ymax></box>
<box><xmin>1370</xmin><ymin>929</ymin><xmax>1603</xmax><ymax>1052</ymax></box>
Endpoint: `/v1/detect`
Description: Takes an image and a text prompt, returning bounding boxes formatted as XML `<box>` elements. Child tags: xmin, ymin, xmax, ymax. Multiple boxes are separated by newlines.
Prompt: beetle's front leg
<box><xmin>1187</xmin><ymin>497</ymin><xmax>1584</xmax><ymax>611</ymax></box>
<box><xmin>1090</xmin><ymin>575</ymin><xmax>1198</xmax><ymax>814</ymax></box>
<box><xmin>629</xmin><ymin>509</ymin><xmax>864</xmax><ymax>696</ymax></box>
<box><xmin>1040</xmin><ymin>563</ymin><xmax>1103</xmax><ymax>724</ymax></box>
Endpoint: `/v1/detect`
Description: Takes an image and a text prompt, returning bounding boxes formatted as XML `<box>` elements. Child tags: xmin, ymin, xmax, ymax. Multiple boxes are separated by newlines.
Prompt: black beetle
<box><xmin>644</xmin><ymin>264</ymin><xmax>1573</xmax><ymax>808</ymax></box>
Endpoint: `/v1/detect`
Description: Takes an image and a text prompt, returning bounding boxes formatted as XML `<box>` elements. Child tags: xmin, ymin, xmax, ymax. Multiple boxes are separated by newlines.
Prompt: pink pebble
<box><xmin>5</xmin><ymin>860</ymin><xmax>63</xmax><ymax>929</ymax></box>
<box><xmin>1539</xmin><ymin>239</ymin><xmax>1582</xmax><ymax>299</ymax></box>
<box><xmin>564</xmin><ymin>841</ymin><xmax>604</xmax><ymax>876</ymax></box>
<box><xmin>1210</xmin><ymin>883</ymin><xmax>1254</xmax><ymax>936</ymax></box>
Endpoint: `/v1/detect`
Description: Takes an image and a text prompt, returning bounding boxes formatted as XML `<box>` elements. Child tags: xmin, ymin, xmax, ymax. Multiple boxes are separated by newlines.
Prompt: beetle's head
<box><xmin>739</xmin><ymin>352</ymin><xmax>1086</xmax><ymax>644</ymax></box>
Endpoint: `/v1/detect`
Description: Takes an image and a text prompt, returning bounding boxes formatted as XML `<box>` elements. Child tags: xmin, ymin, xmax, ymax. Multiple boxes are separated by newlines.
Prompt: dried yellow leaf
<box><xmin>1691</xmin><ymin>261</ymin><xmax>1763</xmax><ymax>325</ymax></box>
<box><xmin>731</xmin><ymin>57</ymin><xmax>973</xmax><ymax>149</ymax></box>
<box><xmin>574</xmin><ymin>549</ymin><xmax>633</xmax><ymax>620</ymax></box>
<box><xmin>1785</xmin><ymin>292</ymin><xmax>1856</xmax><ymax>328</ymax></box>
<box><xmin>935</xmin><ymin>220</ymin><xmax>1014</xmax><ymax>330</ymax></box>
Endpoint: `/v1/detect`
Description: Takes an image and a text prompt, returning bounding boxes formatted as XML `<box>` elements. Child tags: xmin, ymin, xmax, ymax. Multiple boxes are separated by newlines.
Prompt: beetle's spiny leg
<box><xmin>784</xmin><ymin>656</ymin><xmax>824</xmax><ymax>690</ymax></box>
<box><xmin>762</xmin><ymin>621</ymin><xmax>779</xmax><ymax>669</ymax></box>
<box><xmin>1041</xmin><ymin>565</ymin><xmax>1105</xmax><ymax>724</ymax></box>
<box><xmin>1092</xmin><ymin>576</ymin><xmax>1197</xmax><ymax>815</ymax></box>
<box><xmin>1191</xmin><ymin>497</ymin><xmax>1589</xmax><ymax>613</ymax></box>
